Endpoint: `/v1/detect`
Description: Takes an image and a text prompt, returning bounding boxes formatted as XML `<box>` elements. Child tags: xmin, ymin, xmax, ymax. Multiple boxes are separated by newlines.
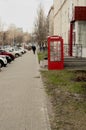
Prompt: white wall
<box><xmin>48</xmin><ymin>7</ymin><xmax>54</xmax><ymax>35</ymax></box>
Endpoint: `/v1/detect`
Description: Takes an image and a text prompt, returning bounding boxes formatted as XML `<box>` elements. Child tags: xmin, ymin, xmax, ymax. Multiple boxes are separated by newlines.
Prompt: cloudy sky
<box><xmin>0</xmin><ymin>0</ymin><xmax>53</xmax><ymax>32</ymax></box>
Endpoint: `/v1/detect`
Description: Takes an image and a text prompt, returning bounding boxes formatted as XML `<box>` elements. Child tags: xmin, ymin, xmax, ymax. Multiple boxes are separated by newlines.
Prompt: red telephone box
<box><xmin>48</xmin><ymin>36</ymin><xmax>64</xmax><ymax>70</ymax></box>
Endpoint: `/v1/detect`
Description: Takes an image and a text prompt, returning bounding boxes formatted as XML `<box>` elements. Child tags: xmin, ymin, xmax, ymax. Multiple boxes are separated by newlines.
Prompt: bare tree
<box><xmin>0</xmin><ymin>19</ymin><xmax>5</xmax><ymax>45</ymax></box>
<box><xmin>7</xmin><ymin>24</ymin><xmax>24</xmax><ymax>46</ymax></box>
<box><xmin>23</xmin><ymin>32</ymin><xmax>31</xmax><ymax>43</ymax></box>
<box><xmin>33</xmin><ymin>4</ymin><xmax>48</xmax><ymax>46</ymax></box>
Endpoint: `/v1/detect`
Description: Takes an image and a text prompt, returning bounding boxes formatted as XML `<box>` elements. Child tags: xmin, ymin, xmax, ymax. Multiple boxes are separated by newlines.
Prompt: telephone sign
<box><xmin>48</xmin><ymin>36</ymin><xmax>64</xmax><ymax>70</ymax></box>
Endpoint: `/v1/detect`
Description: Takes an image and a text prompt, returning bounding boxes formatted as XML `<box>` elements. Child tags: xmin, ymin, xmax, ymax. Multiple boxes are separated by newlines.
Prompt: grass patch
<box><xmin>41</xmin><ymin>69</ymin><xmax>86</xmax><ymax>130</ymax></box>
<box><xmin>37</xmin><ymin>51</ymin><xmax>48</xmax><ymax>63</ymax></box>
<box><xmin>41</xmin><ymin>70</ymin><xmax>86</xmax><ymax>94</ymax></box>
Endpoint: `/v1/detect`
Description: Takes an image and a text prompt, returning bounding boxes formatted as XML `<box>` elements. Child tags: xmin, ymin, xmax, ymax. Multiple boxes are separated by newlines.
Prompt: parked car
<box><xmin>5</xmin><ymin>48</ymin><xmax>22</xmax><ymax>58</ymax></box>
<box><xmin>6</xmin><ymin>55</ymin><xmax>12</xmax><ymax>63</ymax></box>
<box><xmin>0</xmin><ymin>49</ymin><xmax>15</xmax><ymax>61</ymax></box>
<box><xmin>12</xmin><ymin>48</ymin><xmax>22</xmax><ymax>57</ymax></box>
<box><xmin>0</xmin><ymin>55</ymin><xmax>12</xmax><ymax>64</ymax></box>
<box><xmin>18</xmin><ymin>47</ymin><xmax>26</xmax><ymax>54</ymax></box>
<box><xmin>0</xmin><ymin>55</ymin><xmax>7</xmax><ymax>67</ymax></box>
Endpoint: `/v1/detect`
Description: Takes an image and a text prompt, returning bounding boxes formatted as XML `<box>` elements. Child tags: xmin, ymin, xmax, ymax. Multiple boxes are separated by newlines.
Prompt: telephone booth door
<box><xmin>48</xmin><ymin>36</ymin><xmax>64</xmax><ymax>70</ymax></box>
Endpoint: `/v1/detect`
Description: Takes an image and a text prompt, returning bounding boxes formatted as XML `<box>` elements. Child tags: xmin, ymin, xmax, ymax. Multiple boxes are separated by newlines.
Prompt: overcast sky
<box><xmin>0</xmin><ymin>0</ymin><xmax>53</xmax><ymax>32</ymax></box>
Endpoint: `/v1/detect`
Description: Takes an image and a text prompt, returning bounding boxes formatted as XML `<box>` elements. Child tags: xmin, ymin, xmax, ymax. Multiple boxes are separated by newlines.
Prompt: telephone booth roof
<box><xmin>48</xmin><ymin>35</ymin><xmax>63</xmax><ymax>40</ymax></box>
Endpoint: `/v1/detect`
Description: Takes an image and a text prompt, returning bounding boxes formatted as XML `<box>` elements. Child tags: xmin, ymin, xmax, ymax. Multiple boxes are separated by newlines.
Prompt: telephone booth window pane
<box><xmin>50</xmin><ymin>41</ymin><xmax>61</xmax><ymax>61</ymax></box>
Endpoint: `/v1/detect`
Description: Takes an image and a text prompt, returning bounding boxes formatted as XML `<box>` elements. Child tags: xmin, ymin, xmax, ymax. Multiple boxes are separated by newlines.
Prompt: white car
<box><xmin>5</xmin><ymin>48</ymin><xmax>22</xmax><ymax>58</ymax></box>
<box><xmin>18</xmin><ymin>47</ymin><xmax>26</xmax><ymax>54</ymax></box>
<box><xmin>12</xmin><ymin>48</ymin><xmax>22</xmax><ymax>57</ymax></box>
<box><xmin>0</xmin><ymin>55</ymin><xmax>7</xmax><ymax>67</ymax></box>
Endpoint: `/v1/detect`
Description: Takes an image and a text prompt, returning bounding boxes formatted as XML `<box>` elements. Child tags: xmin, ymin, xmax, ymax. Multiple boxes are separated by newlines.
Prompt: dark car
<box><xmin>0</xmin><ymin>49</ymin><xmax>15</xmax><ymax>61</ymax></box>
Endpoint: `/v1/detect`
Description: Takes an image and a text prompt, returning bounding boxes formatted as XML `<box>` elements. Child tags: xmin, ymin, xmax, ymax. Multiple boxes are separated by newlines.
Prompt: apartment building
<box><xmin>48</xmin><ymin>6</ymin><xmax>54</xmax><ymax>36</ymax></box>
<box><xmin>53</xmin><ymin>0</ymin><xmax>86</xmax><ymax>57</ymax></box>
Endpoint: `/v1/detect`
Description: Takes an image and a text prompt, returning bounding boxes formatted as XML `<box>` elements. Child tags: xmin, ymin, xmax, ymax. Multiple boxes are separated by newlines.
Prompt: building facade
<box><xmin>48</xmin><ymin>6</ymin><xmax>54</xmax><ymax>36</ymax></box>
<box><xmin>53</xmin><ymin>0</ymin><xmax>86</xmax><ymax>57</ymax></box>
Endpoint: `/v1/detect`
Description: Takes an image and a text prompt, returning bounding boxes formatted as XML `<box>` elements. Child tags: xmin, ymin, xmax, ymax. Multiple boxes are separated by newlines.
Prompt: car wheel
<box><xmin>4</xmin><ymin>64</ymin><xmax>7</xmax><ymax>67</ymax></box>
<box><xmin>0</xmin><ymin>60</ymin><xmax>4</xmax><ymax>67</ymax></box>
<box><xmin>15</xmin><ymin>53</ymin><xmax>19</xmax><ymax>58</ymax></box>
<box><xmin>0</xmin><ymin>62</ymin><xmax>2</xmax><ymax>68</ymax></box>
